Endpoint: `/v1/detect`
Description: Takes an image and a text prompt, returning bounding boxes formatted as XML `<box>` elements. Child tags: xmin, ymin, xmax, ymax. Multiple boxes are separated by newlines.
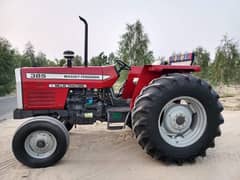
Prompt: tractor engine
<box><xmin>65</xmin><ymin>88</ymin><xmax>106</xmax><ymax>124</ymax></box>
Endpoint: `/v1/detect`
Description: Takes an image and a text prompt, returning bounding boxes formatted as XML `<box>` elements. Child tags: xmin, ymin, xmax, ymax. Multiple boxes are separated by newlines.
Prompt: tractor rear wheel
<box><xmin>12</xmin><ymin>116</ymin><xmax>69</xmax><ymax>168</ymax></box>
<box><xmin>132</xmin><ymin>73</ymin><xmax>224</xmax><ymax>164</ymax></box>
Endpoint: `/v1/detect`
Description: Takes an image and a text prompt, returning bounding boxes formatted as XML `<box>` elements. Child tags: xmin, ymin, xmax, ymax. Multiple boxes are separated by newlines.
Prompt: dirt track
<box><xmin>0</xmin><ymin>111</ymin><xmax>240</xmax><ymax>180</ymax></box>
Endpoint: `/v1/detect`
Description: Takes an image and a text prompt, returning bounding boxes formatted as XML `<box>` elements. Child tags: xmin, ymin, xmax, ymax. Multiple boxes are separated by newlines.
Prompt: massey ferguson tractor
<box><xmin>12</xmin><ymin>16</ymin><xmax>224</xmax><ymax>168</ymax></box>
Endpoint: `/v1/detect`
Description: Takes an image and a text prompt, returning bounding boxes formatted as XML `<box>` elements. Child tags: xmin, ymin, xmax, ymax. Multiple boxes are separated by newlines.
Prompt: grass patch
<box><xmin>113</xmin><ymin>70</ymin><xmax>128</xmax><ymax>92</ymax></box>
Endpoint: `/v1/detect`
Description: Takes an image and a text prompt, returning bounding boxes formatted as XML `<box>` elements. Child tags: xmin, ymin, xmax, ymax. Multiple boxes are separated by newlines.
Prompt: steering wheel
<box><xmin>115</xmin><ymin>59</ymin><xmax>130</xmax><ymax>72</ymax></box>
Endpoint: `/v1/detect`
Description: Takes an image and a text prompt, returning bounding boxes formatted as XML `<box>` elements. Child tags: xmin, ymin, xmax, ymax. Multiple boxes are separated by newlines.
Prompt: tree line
<box><xmin>194</xmin><ymin>35</ymin><xmax>240</xmax><ymax>85</ymax></box>
<box><xmin>0</xmin><ymin>20</ymin><xmax>240</xmax><ymax>96</ymax></box>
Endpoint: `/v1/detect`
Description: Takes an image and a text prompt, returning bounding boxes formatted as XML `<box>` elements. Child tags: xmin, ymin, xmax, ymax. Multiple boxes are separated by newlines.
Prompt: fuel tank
<box><xmin>16</xmin><ymin>66</ymin><xmax>118</xmax><ymax>110</ymax></box>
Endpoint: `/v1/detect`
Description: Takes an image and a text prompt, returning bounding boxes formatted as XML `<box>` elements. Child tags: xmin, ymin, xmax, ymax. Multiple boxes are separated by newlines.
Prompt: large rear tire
<box><xmin>12</xmin><ymin>116</ymin><xmax>69</xmax><ymax>168</ymax></box>
<box><xmin>132</xmin><ymin>73</ymin><xmax>224</xmax><ymax>164</ymax></box>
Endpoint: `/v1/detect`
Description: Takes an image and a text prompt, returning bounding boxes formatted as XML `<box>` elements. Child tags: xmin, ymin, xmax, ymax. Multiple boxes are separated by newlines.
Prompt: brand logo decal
<box><xmin>49</xmin><ymin>84</ymin><xmax>87</xmax><ymax>88</ymax></box>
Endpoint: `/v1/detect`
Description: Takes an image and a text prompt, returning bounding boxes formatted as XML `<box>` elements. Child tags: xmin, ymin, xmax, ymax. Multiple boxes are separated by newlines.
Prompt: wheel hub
<box><xmin>163</xmin><ymin>105</ymin><xmax>193</xmax><ymax>134</ymax></box>
<box><xmin>176</xmin><ymin>116</ymin><xmax>185</xmax><ymax>125</ymax></box>
<box><xmin>159</xmin><ymin>96</ymin><xmax>207</xmax><ymax>147</ymax></box>
<box><xmin>36</xmin><ymin>140</ymin><xmax>46</xmax><ymax>148</ymax></box>
<box><xmin>24</xmin><ymin>130</ymin><xmax>57</xmax><ymax>159</ymax></box>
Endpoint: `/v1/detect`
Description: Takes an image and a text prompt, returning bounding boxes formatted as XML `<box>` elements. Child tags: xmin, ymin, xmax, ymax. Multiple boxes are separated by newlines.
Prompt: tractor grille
<box><xmin>26</xmin><ymin>90</ymin><xmax>56</xmax><ymax>107</ymax></box>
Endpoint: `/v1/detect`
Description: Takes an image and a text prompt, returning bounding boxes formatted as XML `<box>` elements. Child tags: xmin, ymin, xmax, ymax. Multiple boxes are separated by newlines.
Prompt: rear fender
<box><xmin>122</xmin><ymin>65</ymin><xmax>200</xmax><ymax>109</ymax></box>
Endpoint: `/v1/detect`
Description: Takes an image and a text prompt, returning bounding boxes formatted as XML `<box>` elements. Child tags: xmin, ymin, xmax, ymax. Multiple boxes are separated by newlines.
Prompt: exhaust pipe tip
<box><xmin>79</xmin><ymin>16</ymin><xmax>88</xmax><ymax>67</ymax></box>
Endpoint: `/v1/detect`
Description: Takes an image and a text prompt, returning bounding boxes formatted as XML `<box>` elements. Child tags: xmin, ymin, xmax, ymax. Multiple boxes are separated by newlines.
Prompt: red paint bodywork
<box><xmin>21</xmin><ymin>66</ymin><xmax>118</xmax><ymax>110</ymax></box>
<box><xmin>21</xmin><ymin>65</ymin><xmax>200</xmax><ymax>110</ymax></box>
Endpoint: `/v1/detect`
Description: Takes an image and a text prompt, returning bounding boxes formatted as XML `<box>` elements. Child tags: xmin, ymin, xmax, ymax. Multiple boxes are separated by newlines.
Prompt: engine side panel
<box><xmin>21</xmin><ymin>66</ymin><xmax>118</xmax><ymax>110</ymax></box>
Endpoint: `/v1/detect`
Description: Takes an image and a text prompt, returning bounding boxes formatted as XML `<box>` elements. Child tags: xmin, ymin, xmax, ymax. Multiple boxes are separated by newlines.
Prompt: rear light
<box><xmin>169</xmin><ymin>53</ymin><xmax>195</xmax><ymax>65</ymax></box>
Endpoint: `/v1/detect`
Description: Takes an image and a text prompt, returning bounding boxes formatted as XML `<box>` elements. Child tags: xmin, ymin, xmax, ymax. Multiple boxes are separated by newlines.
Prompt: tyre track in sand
<box><xmin>0</xmin><ymin>155</ymin><xmax>17</xmax><ymax>176</ymax></box>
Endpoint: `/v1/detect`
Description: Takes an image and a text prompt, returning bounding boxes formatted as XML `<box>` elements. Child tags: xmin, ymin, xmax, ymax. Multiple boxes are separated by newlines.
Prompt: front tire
<box><xmin>132</xmin><ymin>73</ymin><xmax>224</xmax><ymax>164</ymax></box>
<box><xmin>12</xmin><ymin>116</ymin><xmax>69</xmax><ymax>168</ymax></box>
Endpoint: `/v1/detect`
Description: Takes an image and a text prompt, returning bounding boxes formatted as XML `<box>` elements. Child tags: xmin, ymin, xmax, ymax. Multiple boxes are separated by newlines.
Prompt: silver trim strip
<box><xmin>15</xmin><ymin>68</ymin><xmax>23</xmax><ymax>109</ymax></box>
<box><xmin>26</xmin><ymin>73</ymin><xmax>110</xmax><ymax>80</ymax></box>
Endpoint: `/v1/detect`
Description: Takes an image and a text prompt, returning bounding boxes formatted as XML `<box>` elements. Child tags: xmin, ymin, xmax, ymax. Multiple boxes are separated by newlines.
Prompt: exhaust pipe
<box><xmin>79</xmin><ymin>16</ymin><xmax>88</xmax><ymax>67</ymax></box>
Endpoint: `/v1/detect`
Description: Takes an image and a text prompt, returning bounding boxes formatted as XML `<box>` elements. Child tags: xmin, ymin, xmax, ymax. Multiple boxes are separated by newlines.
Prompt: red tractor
<box><xmin>12</xmin><ymin>17</ymin><xmax>224</xmax><ymax>168</ymax></box>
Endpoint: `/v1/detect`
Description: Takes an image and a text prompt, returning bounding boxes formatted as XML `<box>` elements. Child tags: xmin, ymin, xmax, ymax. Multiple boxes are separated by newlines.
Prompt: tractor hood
<box><xmin>15</xmin><ymin>66</ymin><xmax>118</xmax><ymax>110</ymax></box>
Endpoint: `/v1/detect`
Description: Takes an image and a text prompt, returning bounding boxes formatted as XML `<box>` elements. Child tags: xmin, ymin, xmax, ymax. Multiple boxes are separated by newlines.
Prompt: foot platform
<box><xmin>106</xmin><ymin>106</ymin><xmax>130</xmax><ymax>130</ymax></box>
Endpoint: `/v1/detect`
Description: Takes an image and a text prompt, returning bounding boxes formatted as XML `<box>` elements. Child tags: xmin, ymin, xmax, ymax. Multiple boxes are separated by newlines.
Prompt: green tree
<box><xmin>108</xmin><ymin>52</ymin><xmax>118</xmax><ymax>65</ymax></box>
<box><xmin>235</xmin><ymin>55</ymin><xmax>240</xmax><ymax>83</ymax></box>
<box><xmin>90</xmin><ymin>52</ymin><xmax>108</xmax><ymax>66</ymax></box>
<box><xmin>73</xmin><ymin>55</ymin><xmax>82</xmax><ymax>66</ymax></box>
<box><xmin>0</xmin><ymin>38</ymin><xmax>16</xmax><ymax>95</ymax></box>
<box><xmin>212</xmin><ymin>35</ymin><xmax>240</xmax><ymax>85</ymax></box>
<box><xmin>47</xmin><ymin>60</ymin><xmax>57</xmax><ymax>66</ymax></box>
<box><xmin>22</xmin><ymin>42</ymin><xmax>35</xmax><ymax>67</ymax></box>
<box><xmin>194</xmin><ymin>47</ymin><xmax>210</xmax><ymax>80</ymax></box>
<box><xmin>13</xmin><ymin>50</ymin><xmax>24</xmax><ymax>68</ymax></box>
<box><xmin>35</xmin><ymin>52</ymin><xmax>48</xmax><ymax>67</ymax></box>
<box><xmin>55</xmin><ymin>58</ymin><xmax>66</xmax><ymax>66</ymax></box>
<box><xmin>118</xmin><ymin>20</ymin><xmax>154</xmax><ymax>65</ymax></box>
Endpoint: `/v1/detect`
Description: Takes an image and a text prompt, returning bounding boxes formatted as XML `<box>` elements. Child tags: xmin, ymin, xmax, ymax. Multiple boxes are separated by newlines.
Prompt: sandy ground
<box><xmin>0</xmin><ymin>111</ymin><xmax>239</xmax><ymax>180</ymax></box>
<box><xmin>217</xmin><ymin>85</ymin><xmax>240</xmax><ymax>111</ymax></box>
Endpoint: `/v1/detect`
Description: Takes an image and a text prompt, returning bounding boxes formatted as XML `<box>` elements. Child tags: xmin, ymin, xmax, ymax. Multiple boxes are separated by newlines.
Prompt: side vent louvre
<box><xmin>27</xmin><ymin>90</ymin><xmax>56</xmax><ymax>107</ymax></box>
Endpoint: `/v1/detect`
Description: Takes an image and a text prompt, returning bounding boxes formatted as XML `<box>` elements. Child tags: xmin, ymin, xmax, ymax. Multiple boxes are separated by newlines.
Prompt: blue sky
<box><xmin>0</xmin><ymin>0</ymin><xmax>239</xmax><ymax>60</ymax></box>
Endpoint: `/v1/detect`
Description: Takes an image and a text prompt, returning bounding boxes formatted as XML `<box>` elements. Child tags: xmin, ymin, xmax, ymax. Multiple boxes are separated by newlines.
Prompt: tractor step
<box><xmin>106</xmin><ymin>106</ymin><xmax>130</xmax><ymax>130</ymax></box>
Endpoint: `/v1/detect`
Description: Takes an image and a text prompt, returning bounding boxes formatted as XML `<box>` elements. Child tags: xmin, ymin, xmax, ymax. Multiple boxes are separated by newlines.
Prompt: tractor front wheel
<box><xmin>12</xmin><ymin>116</ymin><xmax>69</xmax><ymax>168</ymax></box>
<box><xmin>132</xmin><ymin>73</ymin><xmax>224</xmax><ymax>164</ymax></box>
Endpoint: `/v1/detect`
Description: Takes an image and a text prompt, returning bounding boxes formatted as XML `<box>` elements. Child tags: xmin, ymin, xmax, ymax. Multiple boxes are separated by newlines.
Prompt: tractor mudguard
<box><xmin>121</xmin><ymin>65</ymin><xmax>200</xmax><ymax>108</ymax></box>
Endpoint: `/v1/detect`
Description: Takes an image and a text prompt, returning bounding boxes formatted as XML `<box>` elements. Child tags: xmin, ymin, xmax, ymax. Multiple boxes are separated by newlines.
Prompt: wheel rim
<box><xmin>158</xmin><ymin>96</ymin><xmax>207</xmax><ymax>148</ymax></box>
<box><xmin>24</xmin><ymin>130</ymin><xmax>57</xmax><ymax>159</ymax></box>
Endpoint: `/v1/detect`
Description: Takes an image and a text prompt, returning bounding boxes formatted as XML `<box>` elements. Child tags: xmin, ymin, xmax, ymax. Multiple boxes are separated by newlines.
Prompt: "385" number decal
<box><xmin>26</xmin><ymin>73</ymin><xmax>46</xmax><ymax>79</ymax></box>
